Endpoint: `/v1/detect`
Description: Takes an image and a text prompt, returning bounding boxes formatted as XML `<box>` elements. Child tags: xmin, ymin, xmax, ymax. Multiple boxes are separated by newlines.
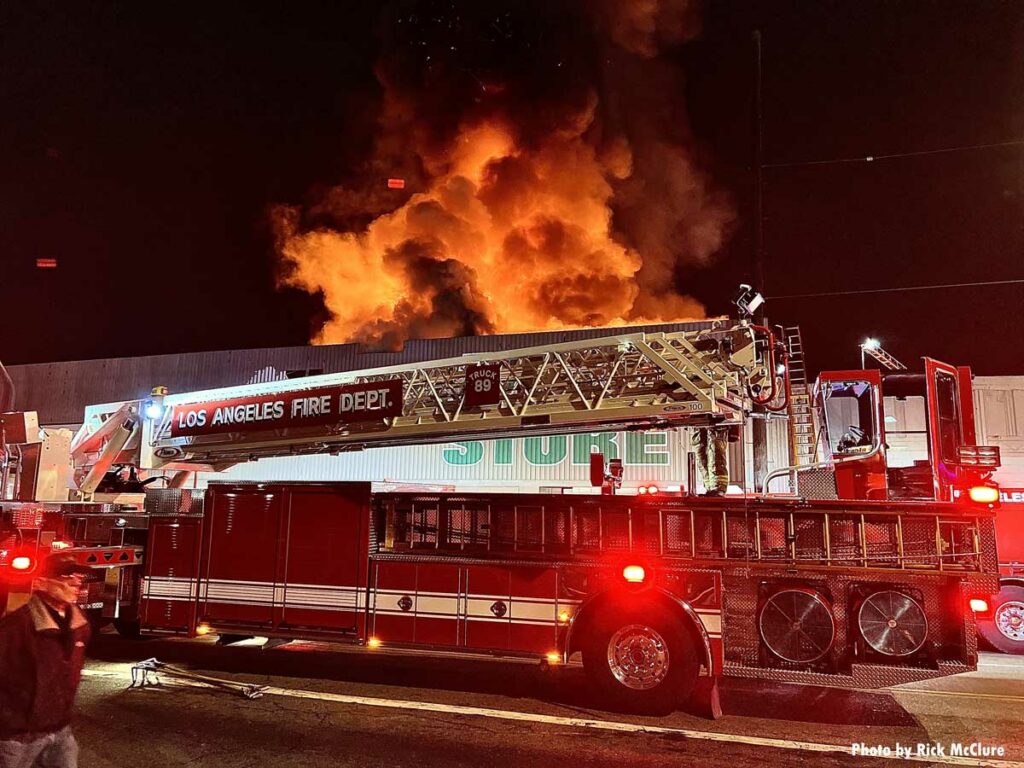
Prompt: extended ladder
<box><xmin>70</xmin><ymin>324</ymin><xmax>780</xmax><ymax>472</ymax></box>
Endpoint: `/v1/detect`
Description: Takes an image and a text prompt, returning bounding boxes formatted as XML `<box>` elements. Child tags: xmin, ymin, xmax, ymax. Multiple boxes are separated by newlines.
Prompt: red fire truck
<box><xmin>0</xmin><ymin>318</ymin><xmax>1008</xmax><ymax>713</ymax></box>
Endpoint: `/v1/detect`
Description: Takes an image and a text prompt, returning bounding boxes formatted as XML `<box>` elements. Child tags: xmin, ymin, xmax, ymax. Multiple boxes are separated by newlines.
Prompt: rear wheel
<box><xmin>978</xmin><ymin>585</ymin><xmax>1024</xmax><ymax>655</ymax></box>
<box><xmin>581</xmin><ymin>604</ymin><xmax>700</xmax><ymax>714</ymax></box>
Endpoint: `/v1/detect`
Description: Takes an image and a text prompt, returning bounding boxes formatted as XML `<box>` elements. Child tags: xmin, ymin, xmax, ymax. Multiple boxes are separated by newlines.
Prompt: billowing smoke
<box><xmin>274</xmin><ymin>0</ymin><xmax>733</xmax><ymax>347</ymax></box>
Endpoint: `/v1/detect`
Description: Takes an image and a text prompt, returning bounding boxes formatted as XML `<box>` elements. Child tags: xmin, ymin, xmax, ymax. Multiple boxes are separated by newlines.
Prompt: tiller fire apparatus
<box><xmin>0</xmin><ymin>310</ymin><xmax>1009</xmax><ymax>713</ymax></box>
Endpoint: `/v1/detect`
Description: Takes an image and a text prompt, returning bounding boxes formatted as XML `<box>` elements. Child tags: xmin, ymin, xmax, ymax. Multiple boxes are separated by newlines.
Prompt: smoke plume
<box><xmin>274</xmin><ymin>0</ymin><xmax>733</xmax><ymax>347</ymax></box>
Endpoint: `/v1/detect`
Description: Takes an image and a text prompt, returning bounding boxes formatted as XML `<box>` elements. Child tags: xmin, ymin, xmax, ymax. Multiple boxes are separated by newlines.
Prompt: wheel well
<box><xmin>1000</xmin><ymin>577</ymin><xmax>1024</xmax><ymax>590</ymax></box>
<box><xmin>565</xmin><ymin>588</ymin><xmax>713</xmax><ymax>673</ymax></box>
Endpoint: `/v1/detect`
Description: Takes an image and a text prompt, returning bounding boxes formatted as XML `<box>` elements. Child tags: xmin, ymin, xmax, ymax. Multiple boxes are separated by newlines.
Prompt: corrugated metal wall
<box><xmin>6</xmin><ymin>320</ymin><xmax>716</xmax><ymax>426</ymax></box>
<box><xmin>973</xmin><ymin>376</ymin><xmax>1024</xmax><ymax>486</ymax></box>
<box><xmin>205</xmin><ymin>421</ymin><xmax>794</xmax><ymax>494</ymax></box>
<box><xmin>212</xmin><ymin>430</ymin><xmax>693</xmax><ymax>492</ymax></box>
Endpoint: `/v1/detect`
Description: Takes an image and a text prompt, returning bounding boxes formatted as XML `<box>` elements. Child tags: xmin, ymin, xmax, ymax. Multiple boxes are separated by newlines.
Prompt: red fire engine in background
<box><xmin>0</xmin><ymin>312</ymin><xmax>1013</xmax><ymax>713</ymax></box>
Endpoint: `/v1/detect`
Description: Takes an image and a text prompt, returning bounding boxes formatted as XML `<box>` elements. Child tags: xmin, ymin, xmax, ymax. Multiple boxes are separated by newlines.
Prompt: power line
<box><xmin>770</xmin><ymin>278</ymin><xmax>1024</xmax><ymax>301</ymax></box>
<box><xmin>763</xmin><ymin>138</ymin><xmax>1024</xmax><ymax>169</ymax></box>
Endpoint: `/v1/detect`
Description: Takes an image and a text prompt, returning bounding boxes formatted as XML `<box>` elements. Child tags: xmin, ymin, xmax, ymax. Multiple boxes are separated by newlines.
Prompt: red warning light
<box><xmin>387</xmin><ymin>178</ymin><xmax>406</xmax><ymax>190</ymax></box>
<box><xmin>969</xmin><ymin>598</ymin><xmax>989</xmax><ymax>613</ymax></box>
<box><xmin>35</xmin><ymin>258</ymin><xmax>58</xmax><ymax>269</ymax></box>
<box><xmin>622</xmin><ymin>565</ymin><xmax>646</xmax><ymax>583</ymax></box>
<box><xmin>968</xmin><ymin>485</ymin><xmax>1000</xmax><ymax>505</ymax></box>
<box><xmin>11</xmin><ymin>555</ymin><xmax>34</xmax><ymax>572</ymax></box>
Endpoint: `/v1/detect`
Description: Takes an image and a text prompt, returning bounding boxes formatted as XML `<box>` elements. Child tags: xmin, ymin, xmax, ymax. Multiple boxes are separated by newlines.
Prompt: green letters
<box><xmin>572</xmin><ymin>433</ymin><xmax>619</xmax><ymax>464</ymax></box>
<box><xmin>442</xmin><ymin>441</ymin><xmax>483</xmax><ymax>465</ymax></box>
<box><xmin>625</xmin><ymin>432</ymin><xmax>670</xmax><ymax>465</ymax></box>
<box><xmin>493</xmin><ymin>439</ymin><xmax>514</xmax><ymax>465</ymax></box>
<box><xmin>524</xmin><ymin>435</ymin><xmax>567</xmax><ymax>465</ymax></box>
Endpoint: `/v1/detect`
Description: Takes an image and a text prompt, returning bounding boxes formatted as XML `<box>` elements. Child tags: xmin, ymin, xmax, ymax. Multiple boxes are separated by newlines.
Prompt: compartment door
<box><xmin>464</xmin><ymin>566</ymin><xmax>511</xmax><ymax>650</ymax></box>
<box><xmin>509</xmin><ymin>568</ymin><xmax>558</xmax><ymax>654</ymax></box>
<box><xmin>200</xmin><ymin>488</ymin><xmax>281</xmax><ymax>626</ymax></box>
<box><xmin>141</xmin><ymin>516</ymin><xmax>203</xmax><ymax>632</ymax></box>
<box><xmin>414</xmin><ymin>564</ymin><xmax>460</xmax><ymax>646</ymax></box>
<box><xmin>280</xmin><ymin>486</ymin><xmax>367</xmax><ymax>632</ymax></box>
<box><xmin>371</xmin><ymin>561</ymin><xmax>417</xmax><ymax>644</ymax></box>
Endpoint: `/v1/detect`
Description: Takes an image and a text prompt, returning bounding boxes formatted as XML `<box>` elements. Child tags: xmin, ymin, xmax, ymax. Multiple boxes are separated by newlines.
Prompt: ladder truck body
<box><xmin>0</xmin><ymin>318</ymin><xmax>1007</xmax><ymax>713</ymax></box>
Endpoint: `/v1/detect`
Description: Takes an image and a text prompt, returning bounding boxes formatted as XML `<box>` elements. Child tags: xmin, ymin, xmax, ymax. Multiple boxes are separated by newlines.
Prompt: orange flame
<box><xmin>274</xmin><ymin>2</ymin><xmax>731</xmax><ymax>348</ymax></box>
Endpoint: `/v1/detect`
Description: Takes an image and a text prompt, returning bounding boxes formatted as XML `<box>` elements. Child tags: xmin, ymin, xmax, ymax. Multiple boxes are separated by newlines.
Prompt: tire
<box><xmin>977</xmin><ymin>585</ymin><xmax>1024</xmax><ymax>655</ymax></box>
<box><xmin>581</xmin><ymin>603</ymin><xmax>700</xmax><ymax>714</ymax></box>
<box><xmin>113</xmin><ymin>618</ymin><xmax>142</xmax><ymax>639</ymax></box>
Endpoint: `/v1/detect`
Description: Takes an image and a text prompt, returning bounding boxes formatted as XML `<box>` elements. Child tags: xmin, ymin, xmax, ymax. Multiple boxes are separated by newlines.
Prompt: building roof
<box><xmin>6</xmin><ymin>320</ymin><xmax>717</xmax><ymax>425</ymax></box>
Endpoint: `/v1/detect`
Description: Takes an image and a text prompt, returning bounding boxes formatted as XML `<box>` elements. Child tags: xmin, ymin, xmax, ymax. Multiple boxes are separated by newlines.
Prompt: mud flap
<box><xmin>691</xmin><ymin>675</ymin><xmax>722</xmax><ymax>720</ymax></box>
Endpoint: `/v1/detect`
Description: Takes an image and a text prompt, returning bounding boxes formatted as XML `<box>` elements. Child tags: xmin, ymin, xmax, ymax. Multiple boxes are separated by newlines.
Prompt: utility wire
<box><xmin>763</xmin><ymin>138</ymin><xmax>1024</xmax><ymax>169</ymax></box>
<box><xmin>770</xmin><ymin>278</ymin><xmax>1024</xmax><ymax>301</ymax></box>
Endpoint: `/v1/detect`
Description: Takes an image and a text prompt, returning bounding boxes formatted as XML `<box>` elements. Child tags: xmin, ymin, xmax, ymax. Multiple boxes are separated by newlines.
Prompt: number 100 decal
<box><xmin>463</xmin><ymin>363</ymin><xmax>502</xmax><ymax>407</ymax></box>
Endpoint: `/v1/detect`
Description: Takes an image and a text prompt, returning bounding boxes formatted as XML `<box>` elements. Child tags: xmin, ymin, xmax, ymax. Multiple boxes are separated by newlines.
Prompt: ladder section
<box><xmin>140</xmin><ymin>324</ymin><xmax>776</xmax><ymax>469</ymax></box>
<box><xmin>862</xmin><ymin>343</ymin><xmax>908</xmax><ymax>371</ymax></box>
<box><xmin>784</xmin><ymin>327</ymin><xmax>817</xmax><ymax>468</ymax></box>
<box><xmin>783</xmin><ymin>326</ymin><xmax>807</xmax><ymax>387</ymax></box>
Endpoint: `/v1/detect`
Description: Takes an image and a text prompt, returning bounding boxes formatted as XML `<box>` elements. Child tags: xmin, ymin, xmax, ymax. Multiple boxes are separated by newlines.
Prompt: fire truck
<box><xmin>0</xmin><ymin>313</ymin><xmax>1008</xmax><ymax>713</ymax></box>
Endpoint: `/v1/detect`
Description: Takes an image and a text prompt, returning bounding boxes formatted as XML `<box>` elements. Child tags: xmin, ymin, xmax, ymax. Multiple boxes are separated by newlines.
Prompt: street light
<box><xmin>860</xmin><ymin>338</ymin><xmax>880</xmax><ymax>369</ymax></box>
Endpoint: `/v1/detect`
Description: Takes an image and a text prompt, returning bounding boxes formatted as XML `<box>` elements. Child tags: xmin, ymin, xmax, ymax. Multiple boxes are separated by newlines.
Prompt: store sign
<box><xmin>442</xmin><ymin>432</ymin><xmax>671</xmax><ymax>467</ymax></box>
<box><xmin>167</xmin><ymin>379</ymin><xmax>403</xmax><ymax>438</ymax></box>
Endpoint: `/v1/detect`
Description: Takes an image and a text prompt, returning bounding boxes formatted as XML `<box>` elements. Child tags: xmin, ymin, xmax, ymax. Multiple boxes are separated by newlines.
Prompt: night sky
<box><xmin>2</xmin><ymin>1</ymin><xmax>1022</xmax><ymax>375</ymax></box>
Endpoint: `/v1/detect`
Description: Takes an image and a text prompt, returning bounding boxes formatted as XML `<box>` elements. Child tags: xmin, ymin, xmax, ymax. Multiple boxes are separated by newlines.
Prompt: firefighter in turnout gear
<box><xmin>691</xmin><ymin>426</ymin><xmax>731</xmax><ymax>496</ymax></box>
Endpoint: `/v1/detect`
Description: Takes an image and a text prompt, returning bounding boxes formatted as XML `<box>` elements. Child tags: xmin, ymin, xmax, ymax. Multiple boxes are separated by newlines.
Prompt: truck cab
<box><xmin>785</xmin><ymin>358</ymin><xmax>1019</xmax><ymax>653</ymax></box>
<box><xmin>806</xmin><ymin>359</ymin><xmax>995</xmax><ymax>502</ymax></box>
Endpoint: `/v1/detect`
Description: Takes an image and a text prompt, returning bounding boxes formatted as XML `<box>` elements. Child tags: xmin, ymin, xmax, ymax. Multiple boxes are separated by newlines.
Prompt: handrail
<box><xmin>765</xmin><ymin>372</ymin><xmax>885</xmax><ymax>495</ymax></box>
<box><xmin>380</xmin><ymin>494</ymin><xmax>984</xmax><ymax>572</ymax></box>
<box><xmin>764</xmin><ymin>440</ymin><xmax>884</xmax><ymax>494</ymax></box>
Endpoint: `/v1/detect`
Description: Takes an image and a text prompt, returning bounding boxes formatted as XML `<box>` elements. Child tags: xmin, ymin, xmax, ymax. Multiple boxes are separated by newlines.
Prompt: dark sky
<box><xmin>2</xmin><ymin>1</ymin><xmax>1022</xmax><ymax>375</ymax></box>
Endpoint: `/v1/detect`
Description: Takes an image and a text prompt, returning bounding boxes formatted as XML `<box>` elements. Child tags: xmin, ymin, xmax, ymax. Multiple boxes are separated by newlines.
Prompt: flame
<box><xmin>274</xmin><ymin>1</ymin><xmax>731</xmax><ymax>349</ymax></box>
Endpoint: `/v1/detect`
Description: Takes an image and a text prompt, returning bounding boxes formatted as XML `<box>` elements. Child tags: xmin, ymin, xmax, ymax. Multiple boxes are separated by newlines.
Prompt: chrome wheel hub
<box><xmin>607</xmin><ymin>624</ymin><xmax>670</xmax><ymax>691</ymax></box>
<box><xmin>995</xmin><ymin>601</ymin><xmax>1024</xmax><ymax>643</ymax></box>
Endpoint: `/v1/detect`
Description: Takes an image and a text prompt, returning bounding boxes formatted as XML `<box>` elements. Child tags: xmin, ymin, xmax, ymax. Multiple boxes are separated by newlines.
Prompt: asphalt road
<box><xmin>72</xmin><ymin>634</ymin><xmax>1024</xmax><ymax>768</ymax></box>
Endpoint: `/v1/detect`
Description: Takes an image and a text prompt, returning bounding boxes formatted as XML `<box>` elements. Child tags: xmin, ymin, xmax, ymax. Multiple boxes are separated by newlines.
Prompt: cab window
<box><xmin>934</xmin><ymin>371</ymin><xmax>962</xmax><ymax>463</ymax></box>
<box><xmin>823</xmin><ymin>380</ymin><xmax>876</xmax><ymax>457</ymax></box>
<box><xmin>882</xmin><ymin>394</ymin><xmax>928</xmax><ymax>468</ymax></box>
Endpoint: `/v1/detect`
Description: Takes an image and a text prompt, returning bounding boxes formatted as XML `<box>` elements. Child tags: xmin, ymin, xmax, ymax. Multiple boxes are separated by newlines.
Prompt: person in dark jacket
<box><xmin>0</xmin><ymin>556</ymin><xmax>91</xmax><ymax>768</ymax></box>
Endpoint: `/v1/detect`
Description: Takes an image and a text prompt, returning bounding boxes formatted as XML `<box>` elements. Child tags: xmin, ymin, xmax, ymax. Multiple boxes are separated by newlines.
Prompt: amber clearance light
<box><xmin>969</xmin><ymin>598</ymin><xmax>989</xmax><ymax>613</ymax></box>
<box><xmin>968</xmin><ymin>485</ymin><xmax>1000</xmax><ymax>505</ymax></box>
<box><xmin>623</xmin><ymin>564</ymin><xmax>646</xmax><ymax>583</ymax></box>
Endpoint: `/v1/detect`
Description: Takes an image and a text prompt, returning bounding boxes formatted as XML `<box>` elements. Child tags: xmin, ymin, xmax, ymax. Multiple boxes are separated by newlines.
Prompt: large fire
<box><xmin>274</xmin><ymin>0</ymin><xmax>733</xmax><ymax>348</ymax></box>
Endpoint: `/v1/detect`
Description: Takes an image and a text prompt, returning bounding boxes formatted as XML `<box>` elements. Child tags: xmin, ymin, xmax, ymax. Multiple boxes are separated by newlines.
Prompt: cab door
<box><xmin>924</xmin><ymin>358</ymin><xmax>967</xmax><ymax>501</ymax></box>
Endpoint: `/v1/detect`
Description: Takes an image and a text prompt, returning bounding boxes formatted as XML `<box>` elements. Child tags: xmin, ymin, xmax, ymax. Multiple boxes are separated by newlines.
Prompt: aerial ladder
<box><xmin>67</xmin><ymin>321</ymin><xmax>787</xmax><ymax>492</ymax></box>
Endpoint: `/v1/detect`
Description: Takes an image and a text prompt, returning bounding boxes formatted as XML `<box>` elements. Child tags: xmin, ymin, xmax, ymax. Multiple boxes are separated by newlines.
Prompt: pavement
<box><xmin>72</xmin><ymin>634</ymin><xmax>1024</xmax><ymax>768</ymax></box>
